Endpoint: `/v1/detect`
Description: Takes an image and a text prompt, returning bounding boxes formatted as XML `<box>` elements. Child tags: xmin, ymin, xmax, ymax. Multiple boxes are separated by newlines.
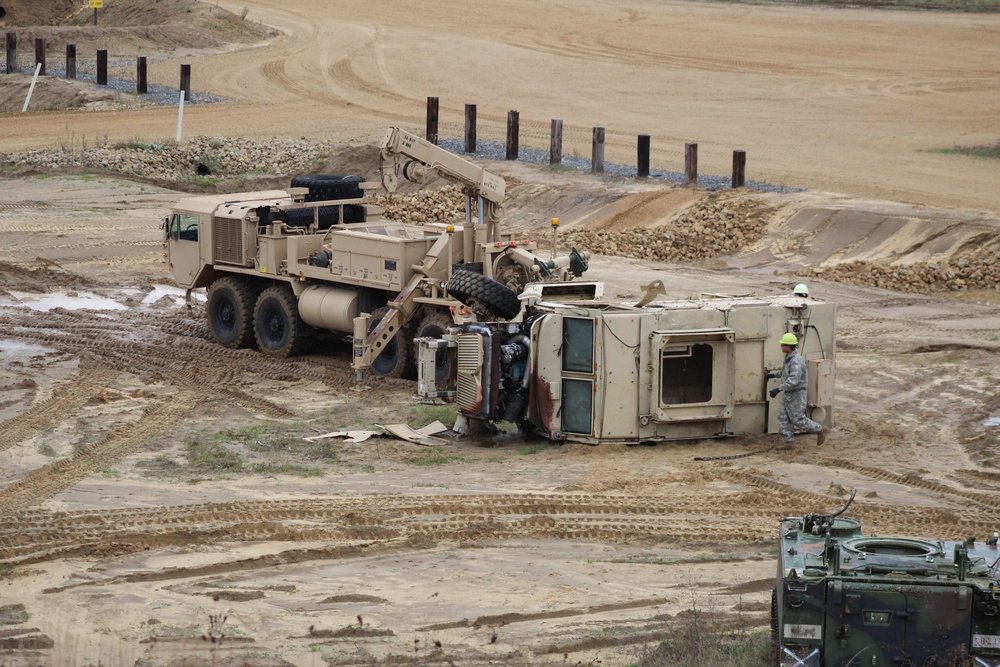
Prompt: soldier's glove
<box><xmin>769</xmin><ymin>387</ymin><xmax>781</xmax><ymax>398</ymax></box>
<box><xmin>766</xmin><ymin>371</ymin><xmax>780</xmax><ymax>380</ymax></box>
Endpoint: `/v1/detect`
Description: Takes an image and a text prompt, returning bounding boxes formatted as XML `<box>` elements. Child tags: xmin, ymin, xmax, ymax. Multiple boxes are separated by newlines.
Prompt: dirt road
<box><xmin>2</xmin><ymin>2</ymin><xmax>1000</xmax><ymax>666</ymax></box>
<box><xmin>2</xmin><ymin>0</ymin><xmax>1000</xmax><ymax>213</ymax></box>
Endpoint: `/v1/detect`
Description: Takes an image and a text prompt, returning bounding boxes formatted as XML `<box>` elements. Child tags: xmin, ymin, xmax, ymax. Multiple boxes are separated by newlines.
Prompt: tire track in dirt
<box><xmin>0</xmin><ymin>360</ymin><xmax>117</xmax><ymax>453</ymax></box>
<box><xmin>0</xmin><ymin>306</ymin><xmax>340</xmax><ymax>418</ymax></box>
<box><xmin>820</xmin><ymin>458</ymin><xmax>1000</xmax><ymax>512</ymax></box>
<box><xmin>716</xmin><ymin>468</ymin><xmax>1000</xmax><ymax>538</ymax></box>
<box><xmin>0</xmin><ymin>402</ymin><xmax>180</xmax><ymax>514</ymax></box>
<box><xmin>42</xmin><ymin>539</ymin><xmax>419</xmax><ymax>593</ymax></box>
<box><xmin>4</xmin><ymin>486</ymin><xmax>986</xmax><ymax>568</ymax></box>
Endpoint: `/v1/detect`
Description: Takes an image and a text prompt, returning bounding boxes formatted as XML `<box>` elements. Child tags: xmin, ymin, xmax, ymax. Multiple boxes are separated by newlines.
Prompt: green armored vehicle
<box><xmin>774</xmin><ymin>491</ymin><xmax>1000</xmax><ymax>667</ymax></box>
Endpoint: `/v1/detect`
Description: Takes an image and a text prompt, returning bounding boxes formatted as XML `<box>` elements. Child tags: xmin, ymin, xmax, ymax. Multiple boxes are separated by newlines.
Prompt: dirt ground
<box><xmin>2</xmin><ymin>2</ymin><xmax>1000</xmax><ymax>667</ymax></box>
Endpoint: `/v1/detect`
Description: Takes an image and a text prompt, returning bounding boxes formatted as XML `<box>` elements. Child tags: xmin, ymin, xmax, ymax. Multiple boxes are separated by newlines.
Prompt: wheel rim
<box><xmin>219</xmin><ymin>300</ymin><xmax>236</xmax><ymax>331</ymax></box>
<box><xmin>264</xmin><ymin>307</ymin><xmax>285</xmax><ymax>343</ymax></box>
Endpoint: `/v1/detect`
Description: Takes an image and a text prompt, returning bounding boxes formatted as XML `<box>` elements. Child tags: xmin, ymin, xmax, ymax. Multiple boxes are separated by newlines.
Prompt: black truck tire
<box><xmin>367</xmin><ymin>306</ymin><xmax>416</xmax><ymax>379</ymax></box>
<box><xmin>446</xmin><ymin>270</ymin><xmax>521</xmax><ymax>320</ymax></box>
<box><xmin>290</xmin><ymin>175</ymin><xmax>364</xmax><ymax>202</ymax></box>
<box><xmin>254</xmin><ymin>286</ymin><xmax>309</xmax><ymax>357</ymax></box>
<box><xmin>415</xmin><ymin>310</ymin><xmax>456</xmax><ymax>387</ymax></box>
<box><xmin>207</xmin><ymin>276</ymin><xmax>258</xmax><ymax>349</ymax></box>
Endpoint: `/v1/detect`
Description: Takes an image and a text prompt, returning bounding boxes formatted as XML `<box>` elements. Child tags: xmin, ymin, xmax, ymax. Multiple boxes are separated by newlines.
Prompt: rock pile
<box><xmin>563</xmin><ymin>197</ymin><xmax>770</xmax><ymax>263</ymax></box>
<box><xmin>0</xmin><ymin>136</ymin><xmax>336</xmax><ymax>181</ymax></box>
<box><xmin>374</xmin><ymin>185</ymin><xmax>467</xmax><ymax>224</ymax></box>
<box><xmin>815</xmin><ymin>250</ymin><xmax>1000</xmax><ymax>294</ymax></box>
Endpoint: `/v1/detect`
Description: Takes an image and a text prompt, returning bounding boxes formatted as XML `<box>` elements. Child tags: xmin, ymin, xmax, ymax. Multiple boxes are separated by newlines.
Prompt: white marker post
<box><xmin>176</xmin><ymin>90</ymin><xmax>186</xmax><ymax>142</ymax></box>
<box><xmin>21</xmin><ymin>62</ymin><xmax>42</xmax><ymax>112</ymax></box>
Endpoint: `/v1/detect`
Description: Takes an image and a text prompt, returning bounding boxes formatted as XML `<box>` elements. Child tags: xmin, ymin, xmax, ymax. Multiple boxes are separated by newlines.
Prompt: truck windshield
<box><xmin>169</xmin><ymin>213</ymin><xmax>199</xmax><ymax>241</ymax></box>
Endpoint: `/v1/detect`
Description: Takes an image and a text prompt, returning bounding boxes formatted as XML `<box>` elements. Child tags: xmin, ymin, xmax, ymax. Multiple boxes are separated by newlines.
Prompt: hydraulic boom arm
<box><xmin>379</xmin><ymin>126</ymin><xmax>505</xmax><ymax>238</ymax></box>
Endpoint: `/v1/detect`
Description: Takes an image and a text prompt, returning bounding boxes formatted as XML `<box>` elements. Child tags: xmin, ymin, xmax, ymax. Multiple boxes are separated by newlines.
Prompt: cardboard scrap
<box><xmin>416</xmin><ymin>420</ymin><xmax>450</xmax><ymax>436</ymax></box>
<box><xmin>376</xmin><ymin>423</ymin><xmax>448</xmax><ymax>447</ymax></box>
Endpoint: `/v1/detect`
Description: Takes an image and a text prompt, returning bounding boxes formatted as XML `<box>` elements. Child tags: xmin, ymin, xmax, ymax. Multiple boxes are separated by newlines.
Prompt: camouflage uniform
<box><xmin>777</xmin><ymin>348</ymin><xmax>823</xmax><ymax>443</ymax></box>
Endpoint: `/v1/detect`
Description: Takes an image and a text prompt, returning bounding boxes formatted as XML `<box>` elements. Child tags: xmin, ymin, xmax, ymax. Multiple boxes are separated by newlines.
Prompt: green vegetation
<box><xmin>933</xmin><ymin>141</ymin><xmax>1000</xmax><ymax>159</ymax></box>
<box><xmin>632</xmin><ymin>629</ymin><xmax>771</xmax><ymax>667</ymax></box>
<box><xmin>186</xmin><ymin>438</ymin><xmax>244</xmax><ymax>473</ymax></box>
<box><xmin>398</xmin><ymin>401</ymin><xmax>458</xmax><ymax>424</ymax></box>
<box><xmin>182</xmin><ymin>175</ymin><xmax>218</xmax><ymax>188</ymax></box>
<box><xmin>515</xmin><ymin>442</ymin><xmax>558</xmax><ymax>455</ymax></box>
<box><xmin>410</xmin><ymin>445</ymin><xmax>474</xmax><ymax>467</ymax></box>
<box><xmin>250</xmin><ymin>462</ymin><xmax>323</xmax><ymax>477</ymax></box>
<box><xmin>140</xmin><ymin>399</ymin><xmax>467</xmax><ymax>481</ymax></box>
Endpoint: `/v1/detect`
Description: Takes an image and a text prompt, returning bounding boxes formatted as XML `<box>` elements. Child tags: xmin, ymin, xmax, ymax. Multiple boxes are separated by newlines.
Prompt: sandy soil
<box><xmin>2</xmin><ymin>3</ymin><xmax>1000</xmax><ymax>667</ymax></box>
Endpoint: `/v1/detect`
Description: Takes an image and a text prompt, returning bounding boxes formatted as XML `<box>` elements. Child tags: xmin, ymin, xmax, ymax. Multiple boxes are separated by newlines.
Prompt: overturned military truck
<box><xmin>416</xmin><ymin>281</ymin><xmax>836</xmax><ymax>444</ymax></box>
<box><xmin>774</xmin><ymin>492</ymin><xmax>1000</xmax><ymax>667</ymax></box>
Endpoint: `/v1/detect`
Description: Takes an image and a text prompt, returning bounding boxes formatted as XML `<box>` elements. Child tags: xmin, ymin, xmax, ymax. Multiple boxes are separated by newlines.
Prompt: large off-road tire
<box><xmin>446</xmin><ymin>270</ymin><xmax>521</xmax><ymax>320</ymax></box>
<box><xmin>367</xmin><ymin>307</ymin><xmax>417</xmax><ymax>379</ymax></box>
<box><xmin>254</xmin><ymin>286</ymin><xmax>309</xmax><ymax>358</ymax></box>
<box><xmin>207</xmin><ymin>276</ymin><xmax>258</xmax><ymax>349</ymax></box>
<box><xmin>290</xmin><ymin>175</ymin><xmax>364</xmax><ymax>202</ymax></box>
<box><xmin>415</xmin><ymin>310</ymin><xmax>456</xmax><ymax>387</ymax></box>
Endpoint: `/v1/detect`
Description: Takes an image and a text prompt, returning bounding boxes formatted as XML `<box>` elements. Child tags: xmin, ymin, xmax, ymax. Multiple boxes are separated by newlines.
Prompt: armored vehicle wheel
<box><xmin>254</xmin><ymin>286</ymin><xmax>309</xmax><ymax>357</ymax></box>
<box><xmin>367</xmin><ymin>306</ymin><xmax>417</xmax><ymax>379</ymax></box>
<box><xmin>415</xmin><ymin>310</ymin><xmax>456</xmax><ymax>387</ymax></box>
<box><xmin>446</xmin><ymin>270</ymin><xmax>521</xmax><ymax>320</ymax></box>
<box><xmin>207</xmin><ymin>277</ymin><xmax>258</xmax><ymax>349</ymax></box>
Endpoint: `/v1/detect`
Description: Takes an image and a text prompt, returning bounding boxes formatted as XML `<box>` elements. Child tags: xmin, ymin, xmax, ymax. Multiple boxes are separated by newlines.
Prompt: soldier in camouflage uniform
<box><xmin>769</xmin><ymin>332</ymin><xmax>827</xmax><ymax>446</ymax></box>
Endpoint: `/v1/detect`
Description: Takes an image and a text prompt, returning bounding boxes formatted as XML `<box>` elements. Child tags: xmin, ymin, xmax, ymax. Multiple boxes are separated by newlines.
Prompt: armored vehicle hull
<box><xmin>774</xmin><ymin>497</ymin><xmax>1000</xmax><ymax>667</ymax></box>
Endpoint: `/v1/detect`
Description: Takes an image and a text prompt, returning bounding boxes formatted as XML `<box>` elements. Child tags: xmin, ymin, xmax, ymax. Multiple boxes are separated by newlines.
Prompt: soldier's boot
<box><xmin>816</xmin><ymin>428</ymin><xmax>827</xmax><ymax>446</ymax></box>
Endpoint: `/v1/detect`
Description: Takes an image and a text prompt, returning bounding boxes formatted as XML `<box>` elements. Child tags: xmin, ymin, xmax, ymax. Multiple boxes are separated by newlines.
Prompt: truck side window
<box><xmin>562</xmin><ymin>318</ymin><xmax>594</xmax><ymax>372</ymax></box>
<box><xmin>660</xmin><ymin>344</ymin><xmax>713</xmax><ymax>404</ymax></box>
<box><xmin>171</xmin><ymin>213</ymin><xmax>199</xmax><ymax>241</ymax></box>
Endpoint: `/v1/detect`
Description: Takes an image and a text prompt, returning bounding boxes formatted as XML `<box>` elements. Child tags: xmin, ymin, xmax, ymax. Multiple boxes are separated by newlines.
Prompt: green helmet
<box><xmin>780</xmin><ymin>333</ymin><xmax>798</xmax><ymax>346</ymax></box>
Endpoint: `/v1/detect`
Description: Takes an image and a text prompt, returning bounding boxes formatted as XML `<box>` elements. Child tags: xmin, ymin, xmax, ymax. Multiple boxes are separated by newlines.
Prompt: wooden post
<box><xmin>180</xmin><ymin>64</ymin><xmax>191</xmax><ymax>102</ymax></box>
<box><xmin>464</xmin><ymin>104</ymin><xmax>476</xmax><ymax>153</ymax></box>
<box><xmin>637</xmin><ymin>134</ymin><xmax>650</xmax><ymax>178</ymax></box>
<box><xmin>136</xmin><ymin>56</ymin><xmax>147</xmax><ymax>94</ymax></box>
<box><xmin>97</xmin><ymin>49</ymin><xmax>108</xmax><ymax>86</ymax></box>
<box><xmin>732</xmin><ymin>150</ymin><xmax>746</xmax><ymax>188</ymax></box>
<box><xmin>5</xmin><ymin>32</ymin><xmax>15</xmax><ymax>74</ymax></box>
<box><xmin>506</xmin><ymin>110</ymin><xmax>519</xmax><ymax>160</ymax></box>
<box><xmin>425</xmin><ymin>96</ymin><xmax>439</xmax><ymax>145</ymax></box>
<box><xmin>684</xmin><ymin>142</ymin><xmax>698</xmax><ymax>185</ymax></box>
<box><xmin>592</xmin><ymin>127</ymin><xmax>605</xmax><ymax>174</ymax></box>
<box><xmin>34</xmin><ymin>38</ymin><xmax>45</xmax><ymax>76</ymax></box>
<box><xmin>66</xmin><ymin>44</ymin><xmax>76</xmax><ymax>80</ymax></box>
<box><xmin>550</xmin><ymin>119</ymin><xmax>563</xmax><ymax>165</ymax></box>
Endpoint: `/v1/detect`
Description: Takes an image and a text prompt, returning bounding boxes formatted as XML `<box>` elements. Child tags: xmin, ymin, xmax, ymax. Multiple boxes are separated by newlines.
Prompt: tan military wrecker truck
<box><xmin>163</xmin><ymin>127</ymin><xmax>588</xmax><ymax>378</ymax></box>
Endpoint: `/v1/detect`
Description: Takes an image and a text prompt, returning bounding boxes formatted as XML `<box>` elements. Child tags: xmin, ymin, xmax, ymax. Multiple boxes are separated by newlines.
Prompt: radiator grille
<box><xmin>213</xmin><ymin>217</ymin><xmax>245</xmax><ymax>265</ymax></box>
<box><xmin>456</xmin><ymin>334</ymin><xmax>484</xmax><ymax>413</ymax></box>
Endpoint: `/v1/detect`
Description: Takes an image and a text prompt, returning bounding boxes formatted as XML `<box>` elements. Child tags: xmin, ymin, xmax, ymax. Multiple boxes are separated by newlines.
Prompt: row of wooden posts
<box><xmin>4</xmin><ymin>33</ymin><xmax>746</xmax><ymax>187</ymax></box>
<box><xmin>3</xmin><ymin>33</ymin><xmax>192</xmax><ymax>101</ymax></box>
<box><xmin>424</xmin><ymin>96</ymin><xmax>748</xmax><ymax>188</ymax></box>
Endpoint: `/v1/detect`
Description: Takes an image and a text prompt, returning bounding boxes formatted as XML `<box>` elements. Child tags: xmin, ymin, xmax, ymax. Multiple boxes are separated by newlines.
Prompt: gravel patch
<box><xmin>7</xmin><ymin>61</ymin><xmax>222</xmax><ymax>106</ymax></box>
<box><xmin>438</xmin><ymin>138</ymin><xmax>799</xmax><ymax>194</ymax></box>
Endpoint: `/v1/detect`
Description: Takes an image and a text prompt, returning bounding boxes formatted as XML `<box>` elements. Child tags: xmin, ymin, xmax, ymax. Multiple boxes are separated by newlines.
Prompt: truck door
<box><xmin>166</xmin><ymin>212</ymin><xmax>204</xmax><ymax>288</ymax></box>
